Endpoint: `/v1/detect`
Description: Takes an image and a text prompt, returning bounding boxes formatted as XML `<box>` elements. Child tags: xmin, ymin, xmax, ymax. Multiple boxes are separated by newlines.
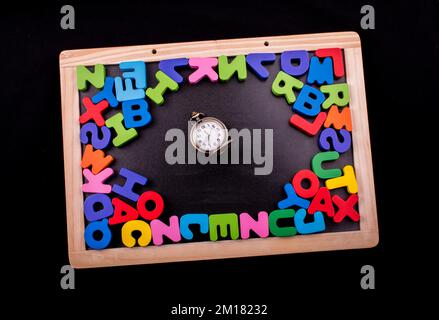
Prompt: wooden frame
<box><xmin>60</xmin><ymin>32</ymin><xmax>378</xmax><ymax>268</ymax></box>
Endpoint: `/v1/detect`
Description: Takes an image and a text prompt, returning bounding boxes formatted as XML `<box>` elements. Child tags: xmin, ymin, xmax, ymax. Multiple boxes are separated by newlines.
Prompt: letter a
<box><xmin>360</xmin><ymin>5</ymin><xmax>375</xmax><ymax>30</ymax></box>
<box><xmin>60</xmin><ymin>5</ymin><xmax>75</xmax><ymax>30</ymax></box>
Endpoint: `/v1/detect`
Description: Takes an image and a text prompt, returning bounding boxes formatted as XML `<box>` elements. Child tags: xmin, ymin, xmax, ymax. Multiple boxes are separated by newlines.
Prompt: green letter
<box><xmin>269</xmin><ymin>209</ymin><xmax>297</xmax><ymax>237</ymax></box>
<box><xmin>209</xmin><ymin>213</ymin><xmax>239</xmax><ymax>241</ymax></box>
<box><xmin>320</xmin><ymin>83</ymin><xmax>350</xmax><ymax>109</ymax></box>
<box><xmin>218</xmin><ymin>55</ymin><xmax>247</xmax><ymax>81</ymax></box>
<box><xmin>271</xmin><ymin>71</ymin><xmax>303</xmax><ymax>104</ymax></box>
<box><xmin>146</xmin><ymin>71</ymin><xmax>179</xmax><ymax>105</ymax></box>
<box><xmin>76</xmin><ymin>64</ymin><xmax>105</xmax><ymax>91</ymax></box>
<box><xmin>105</xmin><ymin>113</ymin><xmax>138</xmax><ymax>147</ymax></box>
<box><xmin>311</xmin><ymin>151</ymin><xmax>342</xmax><ymax>179</ymax></box>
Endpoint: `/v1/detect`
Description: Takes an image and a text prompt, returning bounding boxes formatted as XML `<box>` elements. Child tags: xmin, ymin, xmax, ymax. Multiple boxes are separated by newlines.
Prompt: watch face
<box><xmin>191</xmin><ymin>117</ymin><xmax>227</xmax><ymax>152</ymax></box>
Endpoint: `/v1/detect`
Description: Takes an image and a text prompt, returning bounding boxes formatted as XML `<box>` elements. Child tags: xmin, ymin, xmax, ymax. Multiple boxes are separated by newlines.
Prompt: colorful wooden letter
<box><xmin>289</xmin><ymin>112</ymin><xmax>327</xmax><ymax>136</ymax></box>
<box><xmin>292</xmin><ymin>169</ymin><xmax>320</xmax><ymax>199</ymax></box>
<box><xmin>311</xmin><ymin>151</ymin><xmax>342</xmax><ymax>179</ymax></box>
<box><xmin>84</xmin><ymin>219</ymin><xmax>112</xmax><ymax>249</ymax></box>
<box><xmin>180</xmin><ymin>214</ymin><xmax>209</xmax><ymax>240</ymax></box>
<box><xmin>332</xmin><ymin>194</ymin><xmax>360</xmax><ymax>223</ymax></box>
<box><xmin>122</xmin><ymin>98</ymin><xmax>152</xmax><ymax>128</ymax></box>
<box><xmin>321</xmin><ymin>83</ymin><xmax>350</xmax><ymax>109</ymax></box>
<box><xmin>269</xmin><ymin>209</ymin><xmax>296</xmax><ymax>237</ymax></box>
<box><xmin>324</xmin><ymin>105</ymin><xmax>352</xmax><ymax>131</ymax></box>
<box><xmin>188</xmin><ymin>57</ymin><xmax>219</xmax><ymax>84</ymax></box>
<box><xmin>80</xmin><ymin>123</ymin><xmax>111</xmax><ymax>150</ymax></box>
<box><xmin>209</xmin><ymin>213</ymin><xmax>239</xmax><ymax>241</ymax></box>
<box><xmin>308</xmin><ymin>187</ymin><xmax>335</xmax><ymax>217</ymax></box>
<box><xmin>278</xmin><ymin>183</ymin><xmax>310</xmax><ymax>209</ymax></box>
<box><xmin>112</xmin><ymin>168</ymin><xmax>148</xmax><ymax>202</ymax></box>
<box><xmin>121</xmin><ymin>220</ymin><xmax>152</xmax><ymax>247</ymax></box>
<box><xmin>151</xmin><ymin>216</ymin><xmax>182</xmax><ymax>245</ymax></box>
<box><xmin>218</xmin><ymin>55</ymin><xmax>247</xmax><ymax>81</ymax></box>
<box><xmin>294</xmin><ymin>209</ymin><xmax>325</xmax><ymax>234</ymax></box>
<box><xmin>114</xmin><ymin>77</ymin><xmax>145</xmax><ymax>101</ymax></box>
<box><xmin>92</xmin><ymin>77</ymin><xmax>119</xmax><ymax>107</ymax></box>
<box><xmin>307</xmin><ymin>56</ymin><xmax>334</xmax><ymax>85</ymax></box>
<box><xmin>280</xmin><ymin>50</ymin><xmax>309</xmax><ymax>76</ymax></box>
<box><xmin>79</xmin><ymin>97</ymin><xmax>109</xmax><ymax>127</ymax></box>
<box><xmin>315</xmin><ymin>48</ymin><xmax>344</xmax><ymax>78</ymax></box>
<box><xmin>145</xmin><ymin>71</ymin><xmax>179</xmax><ymax>105</ymax></box>
<box><xmin>319</xmin><ymin>128</ymin><xmax>351</xmax><ymax>153</ymax></box>
<box><xmin>246</xmin><ymin>53</ymin><xmax>276</xmax><ymax>80</ymax></box>
<box><xmin>81</xmin><ymin>144</ymin><xmax>113</xmax><ymax>174</ymax></box>
<box><xmin>137</xmin><ymin>191</ymin><xmax>164</xmax><ymax>220</ymax></box>
<box><xmin>120</xmin><ymin>61</ymin><xmax>147</xmax><ymax>89</ymax></box>
<box><xmin>292</xmin><ymin>85</ymin><xmax>325</xmax><ymax>117</ymax></box>
<box><xmin>77</xmin><ymin>64</ymin><xmax>105</xmax><ymax>91</ymax></box>
<box><xmin>105</xmin><ymin>112</ymin><xmax>138</xmax><ymax>147</ymax></box>
<box><xmin>325</xmin><ymin>165</ymin><xmax>358</xmax><ymax>194</ymax></box>
<box><xmin>109</xmin><ymin>197</ymin><xmax>139</xmax><ymax>225</ymax></box>
<box><xmin>82</xmin><ymin>167</ymin><xmax>113</xmax><ymax>193</ymax></box>
<box><xmin>271</xmin><ymin>71</ymin><xmax>304</xmax><ymax>104</ymax></box>
<box><xmin>158</xmin><ymin>58</ymin><xmax>189</xmax><ymax>84</ymax></box>
<box><xmin>239</xmin><ymin>211</ymin><xmax>269</xmax><ymax>239</ymax></box>
<box><xmin>84</xmin><ymin>194</ymin><xmax>113</xmax><ymax>222</ymax></box>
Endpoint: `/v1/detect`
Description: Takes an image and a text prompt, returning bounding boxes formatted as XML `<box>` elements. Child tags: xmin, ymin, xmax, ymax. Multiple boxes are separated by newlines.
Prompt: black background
<box><xmin>4</xmin><ymin>0</ymin><xmax>437</xmax><ymax>315</ymax></box>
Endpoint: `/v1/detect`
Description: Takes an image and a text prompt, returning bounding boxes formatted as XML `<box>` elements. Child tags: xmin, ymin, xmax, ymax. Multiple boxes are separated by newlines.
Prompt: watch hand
<box><xmin>206</xmin><ymin>132</ymin><xmax>211</xmax><ymax>147</ymax></box>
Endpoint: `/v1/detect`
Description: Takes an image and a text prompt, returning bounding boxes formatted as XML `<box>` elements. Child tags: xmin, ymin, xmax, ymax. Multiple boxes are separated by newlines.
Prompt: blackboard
<box><xmin>60</xmin><ymin>32</ymin><xmax>378</xmax><ymax>268</ymax></box>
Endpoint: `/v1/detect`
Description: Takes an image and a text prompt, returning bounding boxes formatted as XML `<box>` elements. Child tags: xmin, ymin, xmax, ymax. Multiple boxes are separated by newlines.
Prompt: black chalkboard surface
<box><xmin>61</xmin><ymin>32</ymin><xmax>378</xmax><ymax>268</ymax></box>
<box><xmin>80</xmin><ymin>55</ymin><xmax>358</xmax><ymax>248</ymax></box>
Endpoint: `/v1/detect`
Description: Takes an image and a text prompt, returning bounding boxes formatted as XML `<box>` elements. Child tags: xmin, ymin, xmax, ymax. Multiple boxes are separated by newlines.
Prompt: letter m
<box><xmin>209</xmin><ymin>213</ymin><xmax>239</xmax><ymax>241</ymax></box>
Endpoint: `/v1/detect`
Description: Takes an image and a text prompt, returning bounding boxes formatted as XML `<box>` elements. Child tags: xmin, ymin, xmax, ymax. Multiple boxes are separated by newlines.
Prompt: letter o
<box><xmin>84</xmin><ymin>219</ymin><xmax>112</xmax><ymax>249</ymax></box>
<box><xmin>292</xmin><ymin>169</ymin><xmax>320</xmax><ymax>198</ymax></box>
<box><xmin>137</xmin><ymin>191</ymin><xmax>164</xmax><ymax>220</ymax></box>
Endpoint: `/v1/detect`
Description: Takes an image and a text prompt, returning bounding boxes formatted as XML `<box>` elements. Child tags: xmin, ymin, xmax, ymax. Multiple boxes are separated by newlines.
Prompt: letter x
<box><xmin>79</xmin><ymin>96</ymin><xmax>109</xmax><ymax>127</ymax></box>
<box><xmin>332</xmin><ymin>194</ymin><xmax>360</xmax><ymax>223</ymax></box>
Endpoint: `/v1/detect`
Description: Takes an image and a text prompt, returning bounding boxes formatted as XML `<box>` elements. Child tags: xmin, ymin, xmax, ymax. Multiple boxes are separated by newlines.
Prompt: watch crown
<box><xmin>190</xmin><ymin>111</ymin><xmax>205</xmax><ymax>121</ymax></box>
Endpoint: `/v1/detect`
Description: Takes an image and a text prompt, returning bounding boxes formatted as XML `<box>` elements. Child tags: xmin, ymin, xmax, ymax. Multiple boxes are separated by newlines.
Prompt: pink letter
<box><xmin>188</xmin><ymin>57</ymin><xmax>218</xmax><ymax>84</ymax></box>
<box><xmin>151</xmin><ymin>216</ymin><xmax>181</xmax><ymax>245</ymax></box>
<box><xmin>239</xmin><ymin>211</ymin><xmax>269</xmax><ymax>239</ymax></box>
<box><xmin>82</xmin><ymin>168</ymin><xmax>113</xmax><ymax>193</ymax></box>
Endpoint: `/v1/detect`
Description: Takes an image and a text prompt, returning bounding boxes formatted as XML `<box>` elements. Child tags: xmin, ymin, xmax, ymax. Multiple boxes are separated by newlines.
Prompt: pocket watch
<box><xmin>189</xmin><ymin>111</ymin><xmax>230</xmax><ymax>154</ymax></box>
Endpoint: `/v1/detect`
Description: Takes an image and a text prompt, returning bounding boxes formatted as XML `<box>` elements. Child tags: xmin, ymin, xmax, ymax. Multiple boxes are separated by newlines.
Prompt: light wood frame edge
<box><xmin>59</xmin><ymin>32</ymin><xmax>378</xmax><ymax>269</ymax></box>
